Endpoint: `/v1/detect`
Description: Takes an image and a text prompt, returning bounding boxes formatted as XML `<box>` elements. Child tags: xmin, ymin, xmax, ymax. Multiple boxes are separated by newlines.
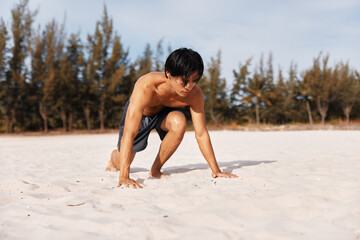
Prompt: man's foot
<box><xmin>105</xmin><ymin>150</ymin><xmax>120</xmax><ymax>171</ymax></box>
<box><xmin>149</xmin><ymin>170</ymin><xmax>168</xmax><ymax>178</ymax></box>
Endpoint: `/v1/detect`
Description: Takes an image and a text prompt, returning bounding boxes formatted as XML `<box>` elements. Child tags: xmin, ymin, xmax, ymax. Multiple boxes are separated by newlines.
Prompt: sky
<box><xmin>1</xmin><ymin>0</ymin><xmax>359</xmax><ymax>84</ymax></box>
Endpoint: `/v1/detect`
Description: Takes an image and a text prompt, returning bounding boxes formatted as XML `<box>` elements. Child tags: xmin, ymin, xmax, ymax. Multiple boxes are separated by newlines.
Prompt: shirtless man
<box><xmin>107</xmin><ymin>48</ymin><xmax>238</xmax><ymax>188</ymax></box>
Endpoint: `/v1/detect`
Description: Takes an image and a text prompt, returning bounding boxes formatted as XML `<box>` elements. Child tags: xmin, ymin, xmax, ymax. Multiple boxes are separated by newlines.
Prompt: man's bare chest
<box><xmin>143</xmin><ymin>96</ymin><xmax>189</xmax><ymax>116</ymax></box>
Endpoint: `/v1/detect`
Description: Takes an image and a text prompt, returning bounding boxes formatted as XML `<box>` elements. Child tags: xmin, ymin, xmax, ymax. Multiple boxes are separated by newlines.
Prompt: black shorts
<box><xmin>117</xmin><ymin>100</ymin><xmax>184</xmax><ymax>153</ymax></box>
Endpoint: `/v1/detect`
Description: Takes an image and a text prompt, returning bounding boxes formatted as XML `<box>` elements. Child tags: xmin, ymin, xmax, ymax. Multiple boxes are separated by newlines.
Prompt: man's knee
<box><xmin>165</xmin><ymin>111</ymin><xmax>187</xmax><ymax>136</ymax></box>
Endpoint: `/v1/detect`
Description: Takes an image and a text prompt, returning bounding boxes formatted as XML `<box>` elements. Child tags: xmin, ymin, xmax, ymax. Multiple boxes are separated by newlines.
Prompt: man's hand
<box><xmin>118</xmin><ymin>177</ymin><xmax>143</xmax><ymax>189</ymax></box>
<box><xmin>212</xmin><ymin>172</ymin><xmax>238</xmax><ymax>178</ymax></box>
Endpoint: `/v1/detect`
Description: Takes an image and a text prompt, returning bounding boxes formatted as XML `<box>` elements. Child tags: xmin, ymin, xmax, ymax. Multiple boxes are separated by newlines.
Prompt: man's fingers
<box><xmin>225</xmin><ymin>173</ymin><xmax>238</xmax><ymax>178</ymax></box>
<box><xmin>212</xmin><ymin>172</ymin><xmax>238</xmax><ymax>178</ymax></box>
<box><xmin>118</xmin><ymin>180</ymin><xmax>143</xmax><ymax>189</ymax></box>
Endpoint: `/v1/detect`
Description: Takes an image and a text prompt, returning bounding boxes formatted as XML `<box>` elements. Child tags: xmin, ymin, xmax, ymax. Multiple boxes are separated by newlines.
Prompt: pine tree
<box><xmin>4</xmin><ymin>0</ymin><xmax>36</xmax><ymax>132</ymax></box>
<box><xmin>203</xmin><ymin>50</ymin><xmax>228</xmax><ymax>123</ymax></box>
<box><xmin>298</xmin><ymin>70</ymin><xmax>314</xmax><ymax>124</ymax></box>
<box><xmin>241</xmin><ymin>53</ymin><xmax>273</xmax><ymax>125</ymax></box>
<box><xmin>231</xmin><ymin>58</ymin><xmax>251</xmax><ymax>106</ymax></box>
<box><xmin>154</xmin><ymin>39</ymin><xmax>164</xmax><ymax>72</ymax></box>
<box><xmin>29</xmin><ymin>28</ymin><xmax>45</xmax><ymax>130</ymax></box>
<box><xmin>336</xmin><ymin>63</ymin><xmax>360</xmax><ymax>124</ymax></box>
<box><xmin>0</xmin><ymin>18</ymin><xmax>9</xmax><ymax>131</ymax></box>
<box><xmin>266</xmin><ymin>68</ymin><xmax>286</xmax><ymax>124</ymax></box>
<box><xmin>80</xmin><ymin>54</ymin><xmax>94</xmax><ymax>131</ymax></box>
<box><xmin>230</xmin><ymin>58</ymin><xmax>251</xmax><ymax>122</ymax></box>
<box><xmin>136</xmin><ymin>43</ymin><xmax>153</xmax><ymax>78</ymax></box>
<box><xmin>103</xmin><ymin>34</ymin><xmax>128</xmax><ymax>128</ymax></box>
<box><xmin>58</xmin><ymin>33</ymin><xmax>83</xmax><ymax>131</ymax></box>
<box><xmin>37</xmin><ymin>19</ymin><xmax>65</xmax><ymax>132</ymax></box>
<box><xmin>86</xmin><ymin>5</ymin><xmax>128</xmax><ymax>131</ymax></box>
<box><xmin>306</xmin><ymin>53</ymin><xmax>334</xmax><ymax>124</ymax></box>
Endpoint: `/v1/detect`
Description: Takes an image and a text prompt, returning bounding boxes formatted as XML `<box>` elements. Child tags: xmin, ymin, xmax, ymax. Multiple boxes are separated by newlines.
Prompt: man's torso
<box><xmin>136</xmin><ymin>72</ymin><xmax>199</xmax><ymax>116</ymax></box>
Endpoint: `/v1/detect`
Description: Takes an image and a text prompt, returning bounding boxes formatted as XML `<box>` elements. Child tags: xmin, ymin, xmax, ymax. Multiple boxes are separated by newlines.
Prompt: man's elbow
<box><xmin>121</xmin><ymin>131</ymin><xmax>137</xmax><ymax>143</ymax></box>
<box><xmin>195</xmin><ymin>130</ymin><xmax>208</xmax><ymax>141</ymax></box>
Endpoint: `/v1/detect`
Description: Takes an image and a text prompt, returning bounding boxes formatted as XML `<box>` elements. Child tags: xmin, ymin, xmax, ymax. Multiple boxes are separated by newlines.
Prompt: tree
<box><xmin>230</xmin><ymin>58</ymin><xmax>251</xmax><ymax>122</ymax></box>
<box><xmin>241</xmin><ymin>53</ymin><xmax>273</xmax><ymax>125</ymax></box>
<box><xmin>29</xmin><ymin>27</ymin><xmax>45</xmax><ymax>130</ymax></box>
<box><xmin>306</xmin><ymin>53</ymin><xmax>334</xmax><ymax>124</ymax></box>
<box><xmin>58</xmin><ymin>33</ymin><xmax>84</xmax><ymax>131</ymax></box>
<box><xmin>231</xmin><ymin>58</ymin><xmax>251</xmax><ymax>106</ymax></box>
<box><xmin>336</xmin><ymin>63</ymin><xmax>360</xmax><ymax>124</ymax></box>
<box><xmin>0</xmin><ymin>18</ymin><xmax>9</xmax><ymax>130</ymax></box>
<box><xmin>265</xmin><ymin>68</ymin><xmax>287</xmax><ymax>124</ymax></box>
<box><xmin>136</xmin><ymin>43</ymin><xmax>153</xmax><ymax>78</ymax></box>
<box><xmin>4</xmin><ymin>0</ymin><xmax>36</xmax><ymax>132</ymax></box>
<box><xmin>36</xmin><ymin>19</ymin><xmax>65</xmax><ymax>132</ymax></box>
<box><xmin>86</xmin><ymin>5</ymin><xmax>128</xmax><ymax>131</ymax></box>
<box><xmin>284</xmin><ymin>62</ymin><xmax>300</xmax><ymax>122</ymax></box>
<box><xmin>298</xmin><ymin>70</ymin><xmax>314</xmax><ymax>125</ymax></box>
<box><xmin>201</xmin><ymin>50</ymin><xmax>228</xmax><ymax>123</ymax></box>
<box><xmin>154</xmin><ymin>39</ymin><xmax>164</xmax><ymax>72</ymax></box>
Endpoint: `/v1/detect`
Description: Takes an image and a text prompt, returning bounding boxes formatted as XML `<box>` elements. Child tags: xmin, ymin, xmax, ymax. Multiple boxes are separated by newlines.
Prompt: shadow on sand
<box><xmin>164</xmin><ymin>160</ymin><xmax>276</xmax><ymax>175</ymax></box>
<box><xmin>130</xmin><ymin>160</ymin><xmax>276</xmax><ymax>175</ymax></box>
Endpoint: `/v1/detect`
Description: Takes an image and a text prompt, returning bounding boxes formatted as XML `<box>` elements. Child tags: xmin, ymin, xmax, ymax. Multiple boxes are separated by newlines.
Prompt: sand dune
<box><xmin>0</xmin><ymin>130</ymin><xmax>359</xmax><ymax>240</ymax></box>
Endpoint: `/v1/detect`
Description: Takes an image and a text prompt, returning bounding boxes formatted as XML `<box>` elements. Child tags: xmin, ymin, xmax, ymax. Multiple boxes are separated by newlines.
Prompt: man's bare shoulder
<box><xmin>131</xmin><ymin>72</ymin><xmax>166</xmax><ymax>108</ymax></box>
<box><xmin>136</xmin><ymin>72</ymin><xmax>165</xmax><ymax>88</ymax></box>
<box><xmin>188</xmin><ymin>85</ymin><xmax>204</xmax><ymax>102</ymax></box>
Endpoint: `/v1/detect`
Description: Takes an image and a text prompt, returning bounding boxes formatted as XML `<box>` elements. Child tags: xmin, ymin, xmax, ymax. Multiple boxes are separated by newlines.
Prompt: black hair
<box><xmin>164</xmin><ymin>48</ymin><xmax>204</xmax><ymax>86</ymax></box>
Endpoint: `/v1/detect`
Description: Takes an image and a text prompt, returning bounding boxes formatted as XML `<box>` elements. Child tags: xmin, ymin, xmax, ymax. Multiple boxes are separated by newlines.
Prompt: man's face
<box><xmin>171</xmin><ymin>72</ymin><xmax>199</xmax><ymax>97</ymax></box>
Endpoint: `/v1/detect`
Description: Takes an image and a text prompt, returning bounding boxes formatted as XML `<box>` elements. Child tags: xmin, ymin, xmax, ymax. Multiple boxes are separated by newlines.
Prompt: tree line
<box><xmin>1</xmin><ymin>0</ymin><xmax>359</xmax><ymax>133</ymax></box>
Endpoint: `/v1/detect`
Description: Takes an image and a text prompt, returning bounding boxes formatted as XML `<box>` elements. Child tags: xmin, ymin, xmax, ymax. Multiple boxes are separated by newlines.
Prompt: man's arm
<box><xmin>117</xmin><ymin>78</ymin><xmax>153</xmax><ymax>188</ymax></box>
<box><xmin>189</xmin><ymin>88</ymin><xmax>238</xmax><ymax>178</ymax></box>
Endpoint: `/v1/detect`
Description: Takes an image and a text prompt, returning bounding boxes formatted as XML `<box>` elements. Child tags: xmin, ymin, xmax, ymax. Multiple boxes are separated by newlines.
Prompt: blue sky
<box><xmin>1</xmin><ymin>0</ymin><xmax>359</xmax><ymax>84</ymax></box>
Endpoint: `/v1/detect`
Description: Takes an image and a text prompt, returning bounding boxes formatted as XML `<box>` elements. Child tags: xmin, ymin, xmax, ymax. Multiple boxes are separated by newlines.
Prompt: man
<box><xmin>107</xmin><ymin>48</ymin><xmax>237</xmax><ymax>188</ymax></box>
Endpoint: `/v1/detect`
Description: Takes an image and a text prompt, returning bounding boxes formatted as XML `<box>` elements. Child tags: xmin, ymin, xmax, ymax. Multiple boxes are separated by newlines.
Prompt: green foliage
<box><xmin>2</xmin><ymin>0</ymin><xmax>37</xmax><ymax>133</ymax></box>
<box><xmin>0</xmin><ymin>18</ymin><xmax>9</xmax><ymax>120</ymax></box>
<box><xmin>0</xmin><ymin>1</ymin><xmax>360</xmax><ymax>132</ymax></box>
<box><xmin>85</xmin><ymin>5</ymin><xmax>129</xmax><ymax>130</ymax></box>
<box><xmin>238</xmin><ymin>53</ymin><xmax>274</xmax><ymax>125</ymax></box>
<box><xmin>200</xmin><ymin>50</ymin><xmax>229</xmax><ymax>123</ymax></box>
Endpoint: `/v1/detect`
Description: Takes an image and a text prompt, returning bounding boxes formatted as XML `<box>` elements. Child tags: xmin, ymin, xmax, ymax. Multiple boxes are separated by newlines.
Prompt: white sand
<box><xmin>0</xmin><ymin>130</ymin><xmax>359</xmax><ymax>240</ymax></box>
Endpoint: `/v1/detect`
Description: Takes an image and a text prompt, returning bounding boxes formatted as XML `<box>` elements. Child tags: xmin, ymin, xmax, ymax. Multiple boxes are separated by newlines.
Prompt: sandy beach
<box><xmin>0</xmin><ymin>130</ymin><xmax>359</xmax><ymax>240</ymax></box>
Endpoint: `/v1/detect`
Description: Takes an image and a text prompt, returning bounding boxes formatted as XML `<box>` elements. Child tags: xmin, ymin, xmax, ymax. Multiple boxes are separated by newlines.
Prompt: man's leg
<box><xmin>150</xmin><ymin>111</ymin><xmax>187</xmax><ymax>178</ymax></box>
<box><xmin>106</xmin><ymin>149</ymin><xmax>136</xmax><ymax>172</ymax></box>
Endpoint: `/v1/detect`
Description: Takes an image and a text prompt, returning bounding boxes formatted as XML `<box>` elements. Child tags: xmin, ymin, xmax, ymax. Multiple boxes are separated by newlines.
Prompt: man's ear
<box><xmin>165</xmin><ymin>71</ymin><xmax>172</xmax><ymax>79</ymax></box>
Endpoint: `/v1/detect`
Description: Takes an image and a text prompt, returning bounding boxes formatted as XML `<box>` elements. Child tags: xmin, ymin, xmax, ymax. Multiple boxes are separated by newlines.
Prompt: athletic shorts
<box><xmin>117</xmin><ymin>100</ymin><xmax>184</xmax><ymax>153</ymax></box>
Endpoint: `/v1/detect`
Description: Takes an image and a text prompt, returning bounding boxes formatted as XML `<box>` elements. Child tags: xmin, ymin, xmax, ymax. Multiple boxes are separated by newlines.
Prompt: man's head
<box><xmin>164</xmin><ymin>48</ymin><xmax>204</xmax><ymax>87</ymax></box>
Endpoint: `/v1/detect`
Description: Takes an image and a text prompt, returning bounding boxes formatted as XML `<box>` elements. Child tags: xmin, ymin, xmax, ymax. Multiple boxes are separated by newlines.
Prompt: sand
<box><xmin>0</xmin><ymin>130</ymin><xmax>359</xmax><ymax>240</ymax></box>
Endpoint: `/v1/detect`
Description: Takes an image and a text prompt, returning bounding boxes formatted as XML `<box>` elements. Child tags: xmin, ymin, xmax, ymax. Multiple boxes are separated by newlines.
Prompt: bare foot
<box><xmin>149</xmin><ymin>170</ymin><xmax>168</xmax><ymax>179</ymax></box>
<box><xmin>105</xmin><ymin>149</ymin><xmax>120</xmax><ymax>171</ymax></box>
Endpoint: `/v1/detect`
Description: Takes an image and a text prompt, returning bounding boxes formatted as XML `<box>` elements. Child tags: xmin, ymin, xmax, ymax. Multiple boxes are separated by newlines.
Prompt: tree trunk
<box><xmin>316</xmin><ymin>98</ymin><xmax>328</xmax><ymax>125</ymax></box>
<box><xmin>39</xmin><ymin>102</ymin><xmax>48</xmax><ymax>133</ymax></box>
<box><xmin>4</xmin><ymin>106</ymin><xmax>9</xmax><ymax>133</ymax></box>
<box><xmin>99</xmin><ymin>100</ymin><xmax>105</xmax><ymax>131</ymax></box>
<box><xmin>60</xmin><ymin>106</ymin><xmax>67</xmax><ymax>132</ymax></box>
<box><xmin>68</xmin><ymin>110</ymin><xmax>73</xmax><ymax>132</ymax></box>
<box><xmin>9</xmin><ymin>107</ymin><xmax>15</xmax><ymax>133</ymax></box>
<box><xmin>342</xmin><ymin>105</ymin><xmax>353</xmax><ymax>125</ymax></box>
<box><xmin>305</xmin><ymin>100</ymin><xmax>313</xmax><ymax>125</ymax></box>
<box><xmin>255</xmin><ymin>97</ymin><xmax>260</xmax><ymax>126</ymax></box>
<box><xmin>84</xmin><ymin>106</ymin><xmax>91</xmax><ymax>131</ymax></box>
<box><xmin>209</xmin><ymin>107</ymin><xmax>219</xmax><ymax>124</ymax></box>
